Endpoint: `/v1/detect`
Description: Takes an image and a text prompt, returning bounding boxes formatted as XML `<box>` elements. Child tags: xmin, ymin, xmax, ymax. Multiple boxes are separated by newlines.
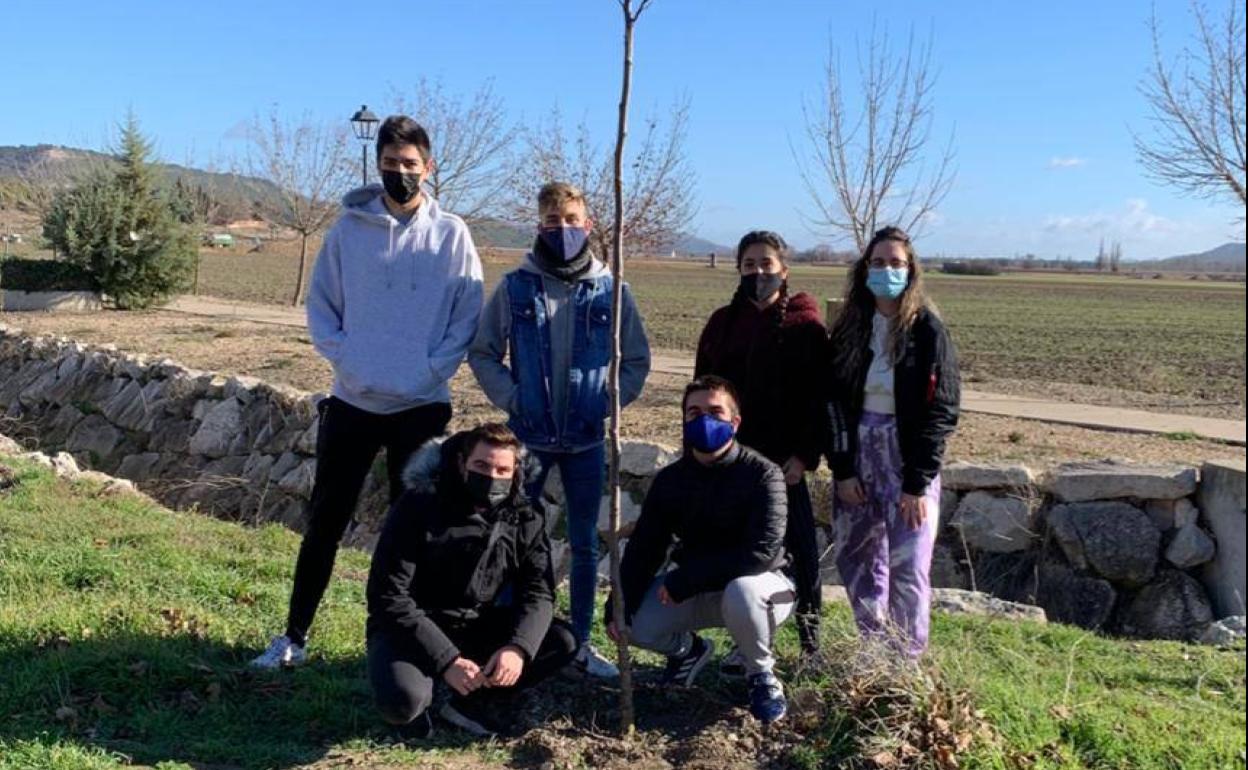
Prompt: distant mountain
<box><xmin>2</xmin><ymin>145</ymin><xmax>734</xmax><ymax>252</ymax></box>
<box><xmin>1140</xmin><ymin>242</ymin><xmax>1246</xmax><ymax>273</ymax></box>
<box><xmin>0</xmin><ymin>144</ymin><xmax>285</xmax><ymax>223</ymax></box>
<box><xmin>671</xmin><ymin>233</ymin><xmax>732</xmax><ymax>256</ymax></box>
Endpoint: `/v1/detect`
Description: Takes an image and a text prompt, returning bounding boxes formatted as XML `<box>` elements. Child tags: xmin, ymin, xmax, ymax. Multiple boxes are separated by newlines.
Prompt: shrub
<box><xmin>941</xmin><ymin>261</ymin><xmax>1002</xmax><ymax>276</ymax></box>
<box><xmin>0</xmin><ymin>258</ymin><xmax>98</xmax><ymax>292</ymax></box>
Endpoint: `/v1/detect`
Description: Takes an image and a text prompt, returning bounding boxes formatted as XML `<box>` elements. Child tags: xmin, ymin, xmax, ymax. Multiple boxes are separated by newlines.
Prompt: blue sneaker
<box><xmin>747</xmin><ymin>671</ymin><xmax>787</xmax><ymax>724</ymax></box>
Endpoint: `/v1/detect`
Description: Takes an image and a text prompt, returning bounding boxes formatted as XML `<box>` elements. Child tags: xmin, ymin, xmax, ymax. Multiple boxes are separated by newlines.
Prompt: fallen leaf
<box><xmin>54</xmin><ymin>706</ymin><xmax>77</xmax><ymax>721</ymax></box>
<box><xmin>206</xmin><ymin>682</ymin><xmax>222</xmax><ymax>703</ymax></box>
<box><xmin>91</xmin><ymin>695</ymin><xmax>115</xmax><ymax>715</ymax></box>
<box><xmin>128</xmin><ymin>661</ymin><xmax>149</xmax><ymax>676</ymax></box>
<box><xmin>870</xmin><ymin>751</ymin><xmax>899</xmax><ymax>769</ymax></box>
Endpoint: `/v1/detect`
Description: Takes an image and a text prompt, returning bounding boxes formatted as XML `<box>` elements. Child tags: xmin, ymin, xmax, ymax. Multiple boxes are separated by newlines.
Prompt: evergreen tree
<box><xmin>42</xmin><ymin>114</ymin><xmax>195</xmax><ymax>309</ymax></box>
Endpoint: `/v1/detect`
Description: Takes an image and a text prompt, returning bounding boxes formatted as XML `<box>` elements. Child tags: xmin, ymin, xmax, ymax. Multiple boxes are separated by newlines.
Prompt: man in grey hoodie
<box><xmin>252</xmin><ymin>115</ymin><xmax>484</xmax><ymax>669</ymax></box>
<box><xmin>468</xmin><ymin>181</ymin><xmax>650</xmax><ymax>678</ymax></box>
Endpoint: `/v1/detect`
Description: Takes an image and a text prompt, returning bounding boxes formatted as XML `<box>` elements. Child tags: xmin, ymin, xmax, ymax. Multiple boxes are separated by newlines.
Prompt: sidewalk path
<box><xmin>163</xmin><ymin>296</ymin><xmax>1247</xmax><ymax>446</ymax></box>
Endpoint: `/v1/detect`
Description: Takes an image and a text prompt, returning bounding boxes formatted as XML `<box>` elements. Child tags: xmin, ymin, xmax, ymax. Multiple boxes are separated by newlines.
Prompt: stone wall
<box><xmin>2</xmin><ymin>324</ymin><xmax>1243</xmax><ymax>644</ymax></box>
<box><xmin>0</xmin><ymin>324</ymin><xmax>675</xmax><ymax>552</ymax></box>
<box><xmin>933</xmin><ymin>459</ymin><xmax>1242</xmax><ymax>642</ymax></box>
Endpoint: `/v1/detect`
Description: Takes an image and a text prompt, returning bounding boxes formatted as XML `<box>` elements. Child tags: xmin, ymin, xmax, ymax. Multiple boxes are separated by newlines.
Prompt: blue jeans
<box><xmin>524</xmin><ymin>444</ymin><xmax>605</xmax><ymax>646</ymax></box>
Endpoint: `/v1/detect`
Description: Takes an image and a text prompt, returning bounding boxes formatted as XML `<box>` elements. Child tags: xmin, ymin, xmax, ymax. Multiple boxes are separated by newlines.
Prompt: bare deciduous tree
<box><xmin>510</xmin><ymin>97</ymin><xmax>695</xmax><ymax>259</ymax></box>
<box><xmin>607</xmin><ymin>0</ymin><xmax>657</xmax><ymax>738</ymax></box>
<box><xmin>1134</xmin><ymin>0</ymin><xmax>1246</xmax><ymax>213</ymax></box>
<box><xmin>390</xmin><ymin>78</ymin><xmax>516</xmax><ymax>224</ymax></box>
<box><xmin>244</xmin><ymin>109</ymin><xmax>352</xmax><ymax>306</ymax></box>
<box><xmin>797</xmin><ymin>24</ymin><xmax>956</xmax><ymax>252</ymax></box>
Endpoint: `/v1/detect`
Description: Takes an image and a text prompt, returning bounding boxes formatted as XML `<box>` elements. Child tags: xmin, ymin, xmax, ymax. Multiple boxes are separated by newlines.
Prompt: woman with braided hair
<box><xmin>694</xmin><ymin>230</ymin><xmax>829</xmax><ymax>661</ymax></box>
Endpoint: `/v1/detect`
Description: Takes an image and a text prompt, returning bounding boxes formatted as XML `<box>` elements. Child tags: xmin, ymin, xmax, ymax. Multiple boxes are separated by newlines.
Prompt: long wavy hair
<box><xmin>829</xmin><ymin>226</ymin><xmax>936</xmax><ymax>377</ymax></box>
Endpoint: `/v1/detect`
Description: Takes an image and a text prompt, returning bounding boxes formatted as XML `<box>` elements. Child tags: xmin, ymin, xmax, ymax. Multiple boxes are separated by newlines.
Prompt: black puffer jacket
<box><xmin>827</xmin><ymin>308</ymin><xmax>961</xmax><ymax>495</ymax></box>
<box><xmin>612</xmin><ymin>443</ymin><xmax>788</xmax><ymax>623</ymax></box>
<box><xmin>365</xmin><ymin>433</ymin><xmax>553</xmax><ymax>674</ymax></box>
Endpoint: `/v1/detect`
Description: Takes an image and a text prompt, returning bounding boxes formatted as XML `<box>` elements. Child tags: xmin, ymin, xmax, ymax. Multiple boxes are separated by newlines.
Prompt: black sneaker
<box><xmin>661</xmin><ymin>634</ymin><xmax>714</xmax><ymax>687</ymax></box>
<box><xmin>396</xmin><ymin>710</ymin><xmax>434</xmax><ymax>741</ymax></box>
<box><xmin>437</xmin><ymin>696</ymin><xmax>510</xmax><ymax>738</ymax></box>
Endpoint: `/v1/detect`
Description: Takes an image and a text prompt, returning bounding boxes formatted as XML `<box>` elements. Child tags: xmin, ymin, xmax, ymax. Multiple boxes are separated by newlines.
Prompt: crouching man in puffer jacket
<box><xmin>365</xmin><ymin>423</ymin><xmax>577</xmax><ymax>738</ymax></box>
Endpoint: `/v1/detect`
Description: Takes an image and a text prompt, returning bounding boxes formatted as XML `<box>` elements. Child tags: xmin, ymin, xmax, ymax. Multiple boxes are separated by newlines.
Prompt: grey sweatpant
<box><xmin>629</xmin><ymin>570</ymin><xmax>796</xmax><ymax>675</ymax></box>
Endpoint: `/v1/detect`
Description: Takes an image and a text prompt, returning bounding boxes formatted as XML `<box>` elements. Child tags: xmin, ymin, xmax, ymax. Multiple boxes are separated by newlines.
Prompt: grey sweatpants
<box><xmin>629</xmin><ymin>570</ymin><xmax>796</xmax><ymax>675</ymax></box>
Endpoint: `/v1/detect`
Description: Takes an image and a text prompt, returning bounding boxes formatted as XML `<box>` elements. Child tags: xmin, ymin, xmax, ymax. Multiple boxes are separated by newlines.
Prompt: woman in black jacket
<box><xmin>365</xmin><ymin>423</ymin><xmax>577</xmax><ymax>738</ymax></box>
<box><xmin>694</xmin><ymin>230</ymin><xmax>829</xmax><ymax>656</ymax></box>
<box><xmin>826</xmin><ymin>227</ymin><xmax>960</xmax><ymax>659</ymax></box>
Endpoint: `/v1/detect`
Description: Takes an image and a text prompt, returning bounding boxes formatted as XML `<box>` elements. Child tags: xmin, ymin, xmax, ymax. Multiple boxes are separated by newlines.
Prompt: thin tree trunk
<box><xmin>608</xmin><ymin>0</ymin><xmax>640</xmax><ymax>737</ymax></box>
<box><xmin>292</xmin><ymin>233</ymin><xmax>309</xmax><ymax>307</ymax></box>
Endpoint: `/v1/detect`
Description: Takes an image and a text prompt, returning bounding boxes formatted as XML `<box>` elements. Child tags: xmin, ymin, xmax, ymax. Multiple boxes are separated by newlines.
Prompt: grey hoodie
<box><xmin>468</xmin><ymin>252</ymin><xmax>650</xmax><ymax>453</ymax></box>
<box><xmin>306</xmin><ymin>185</ymin><xmax>484</xmax><ymax>414</ymax></box>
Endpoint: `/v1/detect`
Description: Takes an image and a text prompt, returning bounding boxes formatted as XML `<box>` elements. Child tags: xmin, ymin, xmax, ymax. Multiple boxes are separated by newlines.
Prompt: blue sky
<box><xmin>3</xmin><ymin>0</ymin><xmax>1243</xmax><ymax>259</ymax></box>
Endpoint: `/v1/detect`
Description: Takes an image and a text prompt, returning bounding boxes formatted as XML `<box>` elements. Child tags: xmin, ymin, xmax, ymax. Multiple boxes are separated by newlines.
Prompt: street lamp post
<box><xmin>349</xmin><ymin>105</ymin><xmax>380</xmax><ymax>185</ymax></box>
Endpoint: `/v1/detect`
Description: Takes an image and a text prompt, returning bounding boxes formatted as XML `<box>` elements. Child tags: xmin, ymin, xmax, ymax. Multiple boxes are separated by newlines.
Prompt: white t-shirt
<box><xmin>863</xmin><ymin>312</ymin><xmax>896</xmax><ymax>414</ymax></box>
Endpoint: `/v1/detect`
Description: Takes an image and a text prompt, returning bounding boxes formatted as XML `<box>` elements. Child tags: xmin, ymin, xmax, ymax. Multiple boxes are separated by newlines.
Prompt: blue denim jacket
<box><xmin>505</xmin><ymin>269</ymin><xmax>614</xmax><ymax>448</ymax></box>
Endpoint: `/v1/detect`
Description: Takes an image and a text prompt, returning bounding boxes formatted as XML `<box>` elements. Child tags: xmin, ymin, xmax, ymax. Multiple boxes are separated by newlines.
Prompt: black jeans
<box><xmin>284</xmin><ymin>396</ymin><xmax>451</xmax><ymax>646</ymax></box>
<box><xmin>786</xmin><ymin>478</ymin><xmax>822</xmax><ymax>652</ymax></box>
<box><xmin>368</xmin><ymin>614</ymin><xmax>578</xmax><ymax>726</ymax></box>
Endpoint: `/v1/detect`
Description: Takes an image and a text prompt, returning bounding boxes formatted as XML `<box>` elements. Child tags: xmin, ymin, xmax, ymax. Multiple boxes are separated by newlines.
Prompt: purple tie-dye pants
<box><xmin>834</xmin><ymin>411</ymin><xmax>940</xmax><ymax>658</ymax></box>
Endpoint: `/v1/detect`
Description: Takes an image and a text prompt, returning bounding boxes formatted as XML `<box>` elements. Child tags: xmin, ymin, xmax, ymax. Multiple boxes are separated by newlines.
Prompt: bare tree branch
<box><xmin>1133</xmin><ymin>0</ymin><xmax>1246</xmax><ymax>214</ymax></box>
<box><xmin>796</xmin><ymin>23</ymin><xmax>956</xmax><ymax>252</ymax></box>
<box><xmin>507</xmin><ymin>98</ymin><xmax>695</xmax><ymax>258</ymax></box>
<box><xmin>243</xmin><ymin>108</ymin><xmax>352</xmax><ymax>306</ymax></box>
<box><xmin>389</xmin><ymin>78</ymin><xmax>516</xmax><ymax>224</ymax></box>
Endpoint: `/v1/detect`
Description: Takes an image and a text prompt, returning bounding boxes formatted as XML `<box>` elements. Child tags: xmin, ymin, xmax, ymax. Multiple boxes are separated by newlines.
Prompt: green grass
<box><xmin>194</xmin><ymin>248</ymin><xmax>1246</xmax><ymax>408</ymax></box>
<box><xmin>2</xmin><ymin>458</ymin><xmax>1243</xmax><ymax>769</ymax></box>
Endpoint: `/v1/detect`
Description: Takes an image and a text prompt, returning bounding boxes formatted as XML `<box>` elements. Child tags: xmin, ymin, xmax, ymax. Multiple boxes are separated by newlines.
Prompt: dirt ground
<box><xmin>1</xmin><ymin>309</ymin><xmax>1242</xmax><ymax>469</ymax></box>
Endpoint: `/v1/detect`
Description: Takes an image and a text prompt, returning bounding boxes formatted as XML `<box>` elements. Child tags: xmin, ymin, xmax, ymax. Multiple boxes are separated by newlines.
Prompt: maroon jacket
<box><xmin>694</xmin><ymin>291</ymin><xmax>829</xmax><ymax>470</ymax></box>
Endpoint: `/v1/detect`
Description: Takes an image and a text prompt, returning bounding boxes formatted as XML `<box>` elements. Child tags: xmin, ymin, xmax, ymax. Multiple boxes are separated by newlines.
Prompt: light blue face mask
<box><xmin>866</xmin><ymin>267</ymin><xmax>909</xmax><ymax>299</ymax></box>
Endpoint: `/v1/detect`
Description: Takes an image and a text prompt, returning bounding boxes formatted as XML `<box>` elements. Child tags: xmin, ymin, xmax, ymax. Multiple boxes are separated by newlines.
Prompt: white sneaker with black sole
<box><xmin>662</xmin><ymin>634</ymin><xmax>714</xmax><ymax>687</ymax></box>
<box><xmin>249</xmin><ymin>634</ymin><xmax>306</xmax><ymax>669</ymax></box>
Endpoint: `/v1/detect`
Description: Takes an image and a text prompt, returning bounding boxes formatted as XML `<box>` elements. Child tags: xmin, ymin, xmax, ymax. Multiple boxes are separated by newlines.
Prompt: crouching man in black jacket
<box><xmin>365</xmin><ymin>423</ymin><xmax>577</xmax><ymax>738</ymax></box>
<box><xmin>607</xmin><ymin>376</ymin><xmax>795</xmax><ymax>724</ymax></box>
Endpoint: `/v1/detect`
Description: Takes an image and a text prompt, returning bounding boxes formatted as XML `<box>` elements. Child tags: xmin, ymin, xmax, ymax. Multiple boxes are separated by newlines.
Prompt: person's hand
<box><xmin>658</xmin><ymin>584</ymin><xmax>676</xmax><ymax>606</ymax></box>
<box><xmin>781</xmin><ymin>456</ymin><xmax>807</xmax><ymax>486</ymax></box>
<box><xmin>606</xmin><ymin>620</ymin><xmax>620</xmax><ymax>643</ymax></box>
<box><xmin>442</xmin><ymin>657</ymin><xmax>485</xmax><ymax>696</ymax></box>
<box><xmin>836</xmin><ymin>477</ymin><xmax>867</xmax><ymax>506</ymax></box>
<box><xmin>483</xmin><ymin>645</ymin><xmax>525</xmax><ymax>688</ymax></box>
<box><xmin>899</xmin><ymin>493</ymin><xmax>929</xmax><ymax>530</ymax></box>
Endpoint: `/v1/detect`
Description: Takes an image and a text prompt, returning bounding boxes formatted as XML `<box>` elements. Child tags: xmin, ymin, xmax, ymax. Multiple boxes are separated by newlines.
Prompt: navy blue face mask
<box><xmin>537</xmin><ymin>226</ymin><xmax>589</xmax><ymax>264</ymax></box>
<box><xmin>683</xmin><ymin>414</ymin><xmax>736</xmax><ymax>453</ymax></box>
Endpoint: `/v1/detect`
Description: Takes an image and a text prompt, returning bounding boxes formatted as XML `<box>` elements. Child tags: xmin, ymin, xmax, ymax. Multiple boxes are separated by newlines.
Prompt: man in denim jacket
<box><xmin>468</xmin><ymin>181</ymin><xmax>650</xmax><ymax>678</ymax></box>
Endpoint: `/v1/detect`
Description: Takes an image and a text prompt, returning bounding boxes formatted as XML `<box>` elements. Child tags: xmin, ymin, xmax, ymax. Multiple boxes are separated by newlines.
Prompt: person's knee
<box><xmin>375</xmin><ymin>685</ymin><xmax>431</xmax><ymax>726</ymax></box>
<box><xmin>548</xmin><ymin>620</ymin><xmax>580</xmax><ymax>660</ymax></box>
<box><xmin>721</xmin><ymin>576</ymin><xmax>763</xmax><ymax>622</ymax></box>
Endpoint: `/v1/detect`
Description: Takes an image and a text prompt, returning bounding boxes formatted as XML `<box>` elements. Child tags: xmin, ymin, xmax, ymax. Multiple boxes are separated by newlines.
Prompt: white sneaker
<box><xmin>577</xmin><ymin>644</ymin><xmax>620</xmax><ymax>679</ymax></box>
<box><xmin>249</xmin><ymin>634</ymin><xmax>306</xmax><ymax>669</ymax></box>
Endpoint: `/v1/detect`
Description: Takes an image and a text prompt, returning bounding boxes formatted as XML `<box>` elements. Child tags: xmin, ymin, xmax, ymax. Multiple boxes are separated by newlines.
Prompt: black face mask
<box><xmin>381</xmin><ymin>170</ymin><xmax>422</xmax><ymax>206</ymax></box>
<box><xmin>740</xmin><ymin>272</ymin><xmax>784</xmax><ymax>302</ymax></box>
<box><xmin>465</xmin><ymin>470</ymin><xmax>512</xmax><ymax>508</ymax></box>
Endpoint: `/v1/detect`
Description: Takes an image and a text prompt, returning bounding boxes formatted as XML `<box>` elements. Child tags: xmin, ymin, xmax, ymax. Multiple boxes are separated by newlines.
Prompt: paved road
<box><xmin>163</xmin><ymin>296</ymin><xmax>1247</xmax><ymax>446</ymax></box>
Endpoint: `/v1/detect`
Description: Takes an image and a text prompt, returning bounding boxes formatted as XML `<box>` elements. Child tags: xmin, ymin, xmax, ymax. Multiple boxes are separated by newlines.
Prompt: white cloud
<box><xmin>1048</xmin><ymin>156</ymin><xmax>1087</xmax><ymax>169</ymax></box>
<box><xmin>1043</xmin><ymin>198</ymin><xmax>1178</xmax><ymax>236</ymax></box>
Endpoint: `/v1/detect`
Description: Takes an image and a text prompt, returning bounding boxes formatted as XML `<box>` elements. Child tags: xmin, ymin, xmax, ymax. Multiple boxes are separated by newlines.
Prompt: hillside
<box><xmin>1142</xmin><ymin>241</ymin><xmax>1246</xmax><ymax>272</ymax></box>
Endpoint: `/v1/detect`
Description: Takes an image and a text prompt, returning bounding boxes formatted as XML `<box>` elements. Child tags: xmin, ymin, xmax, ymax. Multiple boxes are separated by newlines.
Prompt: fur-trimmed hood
<box><xmin>402</xmin><ymin>431</ymin><xmax>539</xmax><ymax>500</ymax></box>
